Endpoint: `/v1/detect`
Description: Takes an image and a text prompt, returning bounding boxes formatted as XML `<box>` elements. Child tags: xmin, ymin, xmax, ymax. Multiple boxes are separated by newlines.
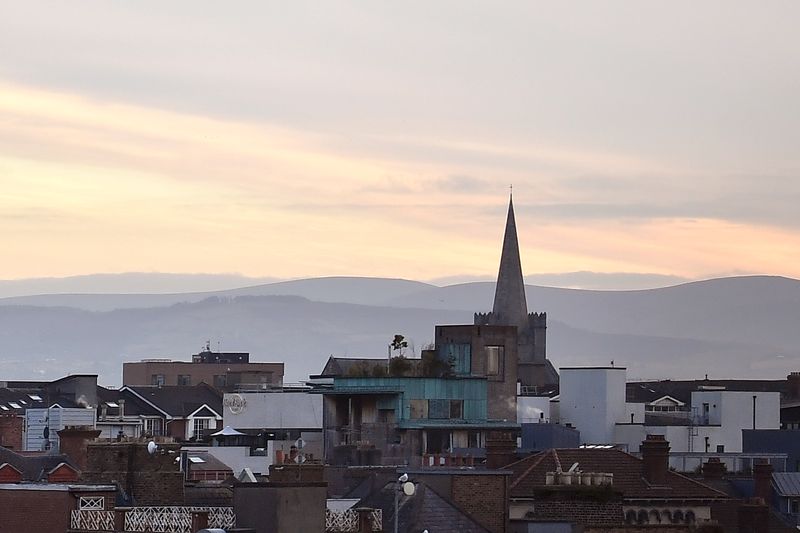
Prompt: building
<box><xmin>506</xmin><ymin>436</ymin><xmax>730</xmax><ymax>529</ymax></box>
<box><xmin>123</xmin><ymin>348</ymin><xmax>284</xmax><ymax>391</ymax></box>
<box><xmin>121</xmin><ymin>383</ymin><xmax>223</xmax><ymax>441</ymax></box>
<box><xmin>321</xmin><ymin>375</ymin><xmax>517</xmax><ymax>467</ymax></box>
<box><xmin>549</xmin><ymin>366</ymin><xmax>783</xmax><ymax>471</ymax></box>
<box><xmin>473</xmin><ymin>194</ymin><xmax>558</xmax><ymax>389</ymax></box>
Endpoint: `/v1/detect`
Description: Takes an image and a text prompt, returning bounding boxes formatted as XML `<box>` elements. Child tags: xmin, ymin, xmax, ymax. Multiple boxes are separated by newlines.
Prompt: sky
<box><xmin>1</xmin><ymin>2</ymin><xmax>799</xmax><ymax>288</ymax></box>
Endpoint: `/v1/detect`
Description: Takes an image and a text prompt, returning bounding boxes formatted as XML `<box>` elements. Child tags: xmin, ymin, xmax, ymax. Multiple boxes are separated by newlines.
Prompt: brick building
<box><xmin>0</xmin><ymin>483</ymin><xmax>116</xmax><ymax>533</ymax></box>
<box><xmin>123</xmin><ymin>348</ymin><xmax>284</xmax><ymax>391</ymax></box>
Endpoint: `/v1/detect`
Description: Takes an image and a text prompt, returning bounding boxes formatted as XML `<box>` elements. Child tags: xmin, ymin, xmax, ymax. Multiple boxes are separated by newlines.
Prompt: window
<box><xmin>151</xmin><ymin>374</ymin><xmax>165</xmax><ymax>386</ymax></box>
<box><xmin>177</xmin><ymin>375</ymin><xmax>191</xmax><ymax>386</ymax></box>
<box><xmin>193</xmin><ymin>418</ymin><xmax>210</xmax><ymax>438</ymax></box>
<box><xmin>78</xmin><ymin>497</ymin><xmax>105</xmax><ymax>511</ymax></box>
<box><xmin>144</xmin><ymin>418</ymin><xmax>163</xmax><ymax>436</ymax></box>
<box><xmin>792</xmin><ymin>500</ymin><xmax>800</xmax><ymax>514</ymax></box>
<box><xmin>429</xmin><ymin>399</ymin><xmax>449</xmax><ymax>419</ymax></box>
<box><xmin>409</xmin><ymin>400</ymin><xmax>428</xmax><ymax>419</ymax></box>
<box><xmin>449</xmin><ymin>400</ymin><xmax>463</xmax><ymax>419</ymax></box>
<box><xmin>486</xmin><ymin>346</ymin><xmax>504</xmax><ymax>376</ymax></box>
<box><xmin>441</xmin><ymin>343</ymin><xmax>471</xmax><ymax>375</ymax></box>
<box><xmin>716</xmin><ymin>445</ymin><xmax>725</xmax><ymax>453</ymax></box>
<box><xmin>213</xmin><ymin>375</ymin><xmax>227</xmax><ymax>388</ymax></box>
<box><xmin>467</xmin><ymin>431</ymin><xmax>481</xmax><ymax>448</ymax></box>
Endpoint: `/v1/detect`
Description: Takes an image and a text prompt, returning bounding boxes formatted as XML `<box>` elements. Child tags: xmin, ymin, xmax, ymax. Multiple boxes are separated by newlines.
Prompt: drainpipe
<box><xmin>753</xmin><ymin>395</ymin><xmax>757</xmax><ymax>430</ymax></box>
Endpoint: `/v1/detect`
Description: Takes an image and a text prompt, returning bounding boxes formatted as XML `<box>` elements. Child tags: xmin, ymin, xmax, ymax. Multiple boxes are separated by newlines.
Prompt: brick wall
<box><xmin>452</xmin><ymin>474</ymin><xmax>508</xmax><ymax>533</ymax></box>
<box><xmin>529</xmin><ymin>487</ymin><xmax>624</xmax><ymax>527</ymax></box>
<box><xmin>0</xmin><ymin>415</ymin><xmax>23</xmax><ymax>450</ymax></box>
<box><xmin>81</xmin><ymin>442</ymin><xmax>184</xmax><ymax>505</ymax></box>
<box><xmin>0</xmin><ymin>488</ymin><xmax>71</xmax><ymax>533</ymax></box>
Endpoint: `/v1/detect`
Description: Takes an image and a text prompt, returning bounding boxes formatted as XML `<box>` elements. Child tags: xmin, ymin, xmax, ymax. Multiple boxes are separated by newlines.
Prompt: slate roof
<box><xmin>0</xmin><ymin>446</ymin><xmax>76</xmax><ymax>481</ymax></box>
<box><xmin>359</xmin><ymin>480</ymin><xmax>489</xmax><ymax>533</ymax></box>
<box><xmin>626</xmin><ymin>379</ymin><xmax>787</xmax><ymax>405</ymax></box>
<box><xmin>96</xmin><ymin>386</ymin><xmax>161</xmax><ymax>417</ymax></box>
<box><xmin>124</xmin><ymin>384</ymin><xmax>222</xmax><ymax>418</ymax></box>
<box><xmin>319</xmin><ymin>356</ymin><xmax>423</xmax><ymax>377</ymax></box>
<box><xmin>0</xmin><ymin>387</ymin><xmax>68</xmax><ymax>414</ymax></box>
<box><xmin>772</xmin><ymin>472</ymin><xmax>800</xmax><ymax>497</ymax></box>
<box><xmin>508</xmin><ymin>448</ymin><xmax>728</xmax><ymax>501</ymax></box>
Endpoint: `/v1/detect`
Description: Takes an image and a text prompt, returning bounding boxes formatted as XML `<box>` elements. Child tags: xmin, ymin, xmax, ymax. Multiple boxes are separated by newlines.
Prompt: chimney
<box><xmin>485</xmin><ymin>431</ymin><xmax>517</xmax><ymax>469</ymax></box>
<box><xmin>788</xmin><ymin>373</ymin><xmax>800</xmax><ymax>400</ymax></box>
<box><xmin>738</xmin><ymin>498</ymin><xmax>769</xmax><ymax>533</ymax></box>
<box><xmin>640</xmin><ymin>434</ymin><xmax>670</xmax><ymax>485</ymax></box>
<box><xmin>57</xmin><ymin>426</ymin><xmax>101</xmax><ymax>471</ymax></box>
<box><xmin>753</xmin><ymin>460</ymin><xmax>773</xmax><ymax>502</ymax></box>
<box><xmin>703</xmin><ymin>457</ymin><xmax>727</xmax><ymax>480</ymax></box>
<box><xmin>118</xmin><ymin>399</ymin><xmax>125</xmax><ymax>420</ymax></box>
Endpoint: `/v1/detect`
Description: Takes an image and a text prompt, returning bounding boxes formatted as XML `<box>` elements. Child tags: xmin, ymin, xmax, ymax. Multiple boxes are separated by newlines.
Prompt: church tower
<box><xmin>474</xmin><ymin>194</ymin><xmax>559</xmax><ymax>389</ymax></box>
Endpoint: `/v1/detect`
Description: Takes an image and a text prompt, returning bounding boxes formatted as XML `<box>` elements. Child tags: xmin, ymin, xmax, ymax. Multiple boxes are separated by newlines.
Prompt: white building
<box><xmin>554</xmin><ymin>366</ymin><xmax>781</xmax><ymax>466</ymax></box>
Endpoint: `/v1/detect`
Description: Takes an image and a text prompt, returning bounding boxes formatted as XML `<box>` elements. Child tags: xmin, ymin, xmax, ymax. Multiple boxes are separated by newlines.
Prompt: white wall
<box><xmin>25</xmin><ymin>407</ymin><xmax>96</xmax><ymax>451</ymax></box>
<box><xmin>691</xmin><ymin>390</ymin><xmax>780</xmax><ymax>453</ymax></box>
<box><xmin>517</xmin><ymin>396</ymin><xmax>551</xmax><ymax>423</ymax></box>
<box><xmin>223</xmin><ymin>391</ymin><xmax>323</xmax><ymax>429</ymax></box>
<box><xmin>559</xmin><ymin>368</ymin><xmax>627</xmax><ymax>444</ymax></box>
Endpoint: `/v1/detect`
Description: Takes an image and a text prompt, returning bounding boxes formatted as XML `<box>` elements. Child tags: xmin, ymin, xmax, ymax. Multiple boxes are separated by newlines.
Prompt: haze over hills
<box><xmin>0</xmin><ymin>274</ymin><xmax>797</xmax><ymax>386</ymax></box>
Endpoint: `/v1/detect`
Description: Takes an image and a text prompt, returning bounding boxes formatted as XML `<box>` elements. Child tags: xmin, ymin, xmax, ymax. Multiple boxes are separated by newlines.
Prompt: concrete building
<box><xmin>558</xmin><ymin>367</ymin><xmax>630</xmax><ymax>444</ymax></box>
<box><xmin>432</xmin><ymin>324</ymin><xmax>519</xmax><ymax>422</ymax></box>
<box><xmin>123</xmin><ymin>348</ymin><xmax>284</xmax><ymax>391</ymax></box>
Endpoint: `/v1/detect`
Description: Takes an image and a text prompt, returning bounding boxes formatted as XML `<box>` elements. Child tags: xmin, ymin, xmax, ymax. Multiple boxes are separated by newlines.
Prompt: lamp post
<box><xmin>394</xmin><ymin>473</ymin><xmax>412</xmax><ymax>533</ymax></box>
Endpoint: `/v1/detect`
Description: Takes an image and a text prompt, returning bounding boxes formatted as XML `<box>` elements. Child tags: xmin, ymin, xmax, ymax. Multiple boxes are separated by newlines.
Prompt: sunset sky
<box><xmin>1</xmin><ymin>2</ymin><xmax>799</xmax><ymax>287</ymax></box>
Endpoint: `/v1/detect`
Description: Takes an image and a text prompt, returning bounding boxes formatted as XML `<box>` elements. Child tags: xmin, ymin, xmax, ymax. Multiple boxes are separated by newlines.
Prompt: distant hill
<box><xmin>0</xmin><ymin>275</ymin><xmax>797</xmax><ymax>385</ymax></box>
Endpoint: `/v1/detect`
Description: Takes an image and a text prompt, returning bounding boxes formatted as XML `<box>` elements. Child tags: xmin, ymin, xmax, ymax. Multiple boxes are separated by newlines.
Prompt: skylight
<box><xmin>0</xmin><ymin>405</ymin><xmax>8</xmax><ymax>411</ymax></box>
<box><xmin>189</xmin><ymin>456</ymin><xmax>206</xmax><ymax>463</ymax></box>
<box><xmin>8</xmin><ymin>402</ymin><xmax>20</xmax><ymax>409</ymax></box>
<box><xmin>106</xmin><ymin>402</ymin><xmax>119</xmax><ymax>408</ymax></box>
<box><xmin>28</xmin><ymin>394</ymin><xmax>42</xmax><ymax>401</ymax></box>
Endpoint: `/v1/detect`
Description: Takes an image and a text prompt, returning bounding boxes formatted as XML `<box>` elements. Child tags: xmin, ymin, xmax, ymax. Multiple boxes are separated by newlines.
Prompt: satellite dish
<box><xmin>294</xmin><ymin>438</ymin><xmax>306</xmax><ymax>450</ymax></box>
<box><xmin>147</xmin><ymin>441</ymin><xmax>158</xmax><ymax>456</ymax></box>
<box><xmin>402</xmin><ymin>481</ymin><xmax>415</xmax><ymax>496</ymax></box>
<box><xmin>398</xmin><ymin>473</ymin><xmax>408</xmax><ymax>483</ymax></box>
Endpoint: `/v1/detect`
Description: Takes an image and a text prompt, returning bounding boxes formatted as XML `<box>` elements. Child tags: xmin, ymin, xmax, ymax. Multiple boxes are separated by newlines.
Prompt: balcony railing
<box><xmin>70</xmin><ymin>506</ymin><xmax>234</xmax><ymax>533</ymax></box>
<box><xmin>325</xmin><ymin>509</ymin><xmax>382</xmax><ymax>532</ymax></box>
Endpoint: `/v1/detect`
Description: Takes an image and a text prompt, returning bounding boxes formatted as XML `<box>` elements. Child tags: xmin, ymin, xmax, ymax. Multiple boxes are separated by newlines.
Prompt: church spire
<box><xmin>492</xmin><ymin>193</ymin><xmax>529</xmax><ymax>329</ymax></box>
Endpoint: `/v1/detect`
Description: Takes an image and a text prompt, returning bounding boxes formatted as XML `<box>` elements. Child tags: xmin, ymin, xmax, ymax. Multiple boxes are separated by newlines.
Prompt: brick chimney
<box><xmin>57</xmin><ymin>426</ymin><xmax>101</xmax><ymax>471</ymax></box>
<box><xmin>485</xmin><ymin>431</ymin><xmax>517</xmax><ymax>469</ymax></box>
<box><xmin>703</xmin><ymin>457</ymin><xmax>727</xmax><ymax>480</ymax></box>
<box><xmin>753</xmin><ymin>460</ymin><xmax>774</xmax><ymax>502</ymax></box>
<box><xmin>788</xmin><ymin>373</ymin><xmax>800</xmax><ymax>401</ymax></box>
<box><xmin>640</xmin><ymin>434</ymin><xmax>670</xmax><ymax>485</ymax></box>
<box><xmin>738</xmin><ymin>498</ymin><xmax>769</xmax><ymax>533</ymax></box>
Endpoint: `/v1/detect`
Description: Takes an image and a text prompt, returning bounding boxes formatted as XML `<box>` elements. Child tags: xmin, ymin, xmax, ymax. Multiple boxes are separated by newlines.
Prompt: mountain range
<box><xmin>0</xmin><ymin>274</ymin><xmax>797</xmax><ymax>386</ymax></box>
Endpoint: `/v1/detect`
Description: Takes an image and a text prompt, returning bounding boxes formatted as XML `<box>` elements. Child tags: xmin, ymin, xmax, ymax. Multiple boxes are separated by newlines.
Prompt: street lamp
<box><xmin>394</xmin><ymin>473</ymin><xmax>414</xmax><ymax>533</ymax></box>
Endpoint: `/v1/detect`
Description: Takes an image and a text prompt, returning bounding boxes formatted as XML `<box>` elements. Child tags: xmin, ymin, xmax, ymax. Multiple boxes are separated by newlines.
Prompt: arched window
<box><xmin>625</xmin><ymin>510</ymin><xmax>637</xmax><ymax>524</ymax></box>
<box><xmin>685</xmin><ymin>510</ymin><xmax>696</xmax><ymax>525</ymax></box>
<box><xmin>637</xmin><ymin>510</ymin><xmax>649</xmax><ymax>525</ymax></box>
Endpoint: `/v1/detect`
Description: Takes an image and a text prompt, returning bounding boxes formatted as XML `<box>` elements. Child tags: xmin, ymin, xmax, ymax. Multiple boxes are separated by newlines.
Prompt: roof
<box><xmin>123</xmin><ymin>384</ymin><xmax>222</xmax><ymax>418</ymax></box>
<box><xmin>507</xmin><ymin>448</ymin><xmax>728</xmax><ymax>501</ymax></box>
<box><xmin>772</xmin><ymin>472</ymin><xmax>800</xmax><ymax>497</ymax></box>
<box><xmin>359</xmin><ymin>480</ymin><xmax>489</xmax><ymax>533</ymax></box>
<box><xmin>0</xmin><ymin>446</ymin><xmax>76</xmax><ymax>482</ymax></box>
<box><xmin>96</xmin><ymin>386</ymin><xmax>161</xmax><ymax>417</ymax></box>
<box><xmin>626</xmin><ymin>379</ymin><xmax>787</xmax><ymax>404</ymax></box>
<box><xmin>491</xmin><ymin>194</ymin><xmax>528</xmax><ymax>331</ymax></box>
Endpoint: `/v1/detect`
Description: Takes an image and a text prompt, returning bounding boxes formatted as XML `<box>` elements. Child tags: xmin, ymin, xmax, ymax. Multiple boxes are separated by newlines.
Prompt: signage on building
<box><xmin>223</xmin><ymin>394</ymin><xmax>247</xmax><ymax>414</ymax></box>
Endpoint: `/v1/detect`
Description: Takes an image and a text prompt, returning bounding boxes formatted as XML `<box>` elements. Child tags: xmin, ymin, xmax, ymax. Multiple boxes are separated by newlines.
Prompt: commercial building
<box><xmin>123</xmin><ymin>348</ymin><xmax>284</xmax><ymax>391</ymax></box>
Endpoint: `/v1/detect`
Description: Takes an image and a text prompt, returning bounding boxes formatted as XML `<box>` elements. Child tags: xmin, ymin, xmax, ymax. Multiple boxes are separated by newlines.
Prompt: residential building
<box><xmin>121</xmin><ymin>383</ymin><xmax>223</xmax><ymax>441</ymax></box>
<box><xmin>321</xmin><ymin>375</ymin><xmax>517</xmax><ymax>466</ymax></box>
<box><xmin>123</xmin><ymin>348</ymin><xmax>284</xmax><ymax>391</ymax></box>
<box><xmin>506</xmin><ymin>436</ymin><xmax>730</xmax><ymax>529</ymax></box>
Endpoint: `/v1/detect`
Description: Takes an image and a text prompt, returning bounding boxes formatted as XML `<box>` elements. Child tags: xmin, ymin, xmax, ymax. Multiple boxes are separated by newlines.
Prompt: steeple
<box><xmin>491</xmin><ymin>193</ymin><xmax>529</xmax><ymax>330</ymax></box>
